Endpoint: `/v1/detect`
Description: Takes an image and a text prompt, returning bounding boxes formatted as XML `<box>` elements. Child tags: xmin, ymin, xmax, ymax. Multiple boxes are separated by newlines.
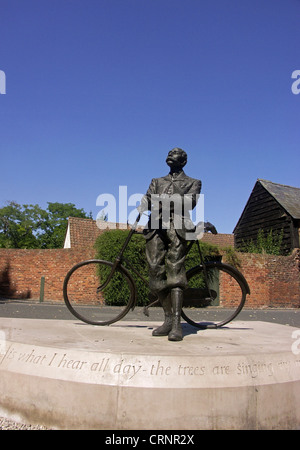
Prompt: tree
<box><xmin>0</xmin><ymin>201</ymin><xmax>91</xmax><ymax>249</ymax></box>
<box><xmin>40</xmin><ymin>202</ymin><xmax>92</xmax><ymax>248</ymax></box>
<box><xmin>0</xmin><ymin>202</ymin><xmax>47</xmax><ymax>248</ymax></box>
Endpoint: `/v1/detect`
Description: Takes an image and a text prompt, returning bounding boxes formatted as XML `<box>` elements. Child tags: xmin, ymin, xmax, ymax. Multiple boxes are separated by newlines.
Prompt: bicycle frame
<box><xmin>97</xmin><ymin>214</ymin><xmax>143</xmax><ymax>292</ymax></box>
<box><xmin>64</xmin><ymin>214</ymin><xmax>250</xmax><ymax>327</ymax></box>
<box><xmin>104</xmin><ymin>213</ymin><xmax>214</xmax><ymax>314</ymax></box>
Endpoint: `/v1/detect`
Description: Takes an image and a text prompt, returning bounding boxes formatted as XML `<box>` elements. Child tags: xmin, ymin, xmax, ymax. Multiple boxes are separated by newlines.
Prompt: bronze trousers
<box><xmin>145</xmin><ymin>223</ymin><xmax>188</xmax><ymax>294</ymax></box>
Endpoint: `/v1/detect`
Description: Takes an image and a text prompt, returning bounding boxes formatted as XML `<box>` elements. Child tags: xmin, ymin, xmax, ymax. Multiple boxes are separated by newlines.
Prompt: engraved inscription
<box><xmin>0</xmin><ymin>345</ymin><xmax>298</xmax><ymax>384</ymax></box>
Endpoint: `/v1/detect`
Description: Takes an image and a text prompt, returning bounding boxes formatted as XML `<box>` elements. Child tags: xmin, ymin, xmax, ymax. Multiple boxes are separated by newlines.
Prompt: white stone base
<box><xmin>0</xmin><ymin>318</ymin><xmax>299</xmax><ymax>429</ymax></box>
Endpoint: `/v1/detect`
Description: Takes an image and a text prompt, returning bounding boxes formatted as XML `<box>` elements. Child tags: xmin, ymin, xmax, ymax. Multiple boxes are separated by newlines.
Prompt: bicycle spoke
<box><xmin>181</xmin><ymin>262</ymin><xmax>248</xmax><ymax>329</ymax></box>
<box><xmin>63</xmin><ymin>260</ymin><xmax>135</xmax><ymax>325</ymax></box>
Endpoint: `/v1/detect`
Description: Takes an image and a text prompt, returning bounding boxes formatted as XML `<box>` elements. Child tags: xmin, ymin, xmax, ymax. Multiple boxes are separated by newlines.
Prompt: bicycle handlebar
<box><xmin>129</xmin><ymin>213</ymin><xmax>218</xmax><ymax>238</ymax></box>
<box><xmin>131</xmin><ymin>213</ymin><xmax>142</xmax><ymax>230</ymax></box>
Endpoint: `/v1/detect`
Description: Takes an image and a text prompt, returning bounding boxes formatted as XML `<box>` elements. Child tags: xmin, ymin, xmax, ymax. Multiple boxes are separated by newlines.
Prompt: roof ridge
<box><xmin>69</xmin><ymin>216</ymin><xmax>95</xmax><ymax>221</ymax></box>
<box><xmin>258</xmin><ymin>178</ymin><xmax>300</xmax><ymax>191</ymax></box>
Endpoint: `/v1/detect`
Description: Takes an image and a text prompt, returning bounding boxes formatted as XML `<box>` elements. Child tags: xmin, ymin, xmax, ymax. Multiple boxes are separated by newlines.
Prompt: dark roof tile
<box><xmin>259</xmin><ymin>179</ymin><xmax>300</xmax><ymax>219</ymax></box>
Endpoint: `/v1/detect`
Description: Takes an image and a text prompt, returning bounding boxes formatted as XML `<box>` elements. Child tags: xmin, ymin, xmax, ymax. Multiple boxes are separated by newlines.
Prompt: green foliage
<box><xmin>185</xmin><ymin>241</ymin><xmax>221</xmax><ymax>271</ymax></box>
<box><xmin>0</xmin><ymin>201</ymin><xmax>91</xmax><ymax>249</ymax></box>
<box><xmin>40</xmin><ymin>202</ymin><xmax>92</xmax><ymax>248</ymax></box>
<box><xmin>221</xmin><ymin>246</ymin><xmax>242</xmax><ymax>268</ymax></box>
<box><xmin>94</xmin><ymin>229</ymin><xmax>221</xmax><ymax>306</ymax></box>
<box><xmin>185</xmin><ymin>241</ymin><xmax>221</xmax><ymax>291</ymax></box>
<box><xmin>0</xmin><ymin>202</ymin><xmax>46</xmax><ymax>248</ymax></box>
<box><xmin>240</xmin><ymin>228</ymin><xmax>284</xmax><ymax>255</ymax></box>
<box><xmin>95</xmin><ymin>230</ymin><xmax>149</xmax><ymax>306</ymax></box>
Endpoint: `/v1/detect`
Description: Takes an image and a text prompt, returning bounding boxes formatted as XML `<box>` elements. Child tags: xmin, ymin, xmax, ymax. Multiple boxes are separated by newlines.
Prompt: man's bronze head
<box><xmin>166</xmin><ymin>148</ymin><xmax>187</xmax><ymax>169</ymax></box>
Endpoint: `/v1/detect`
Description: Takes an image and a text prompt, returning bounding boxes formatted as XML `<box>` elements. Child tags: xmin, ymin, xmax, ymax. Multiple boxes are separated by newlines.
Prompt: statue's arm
<box><xmin>138</xmin><ymin>178</ymin><xmax>157</xmax><ymax>212</ymax></box>
<box><xmin>188</xmin><ymin>179</ymin><xmax>202</xmax><ymax>210</ymax></box>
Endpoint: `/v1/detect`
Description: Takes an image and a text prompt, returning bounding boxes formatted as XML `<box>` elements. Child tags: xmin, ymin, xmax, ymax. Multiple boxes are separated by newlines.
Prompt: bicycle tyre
<box><xmin>181</xmin><ymin>262</ymin><xmax>250</xmax><ymax>329</ymax></box>
<box><xmin>63</xmin><ymin>259</ymin><xmax>136</xmax><ymax>326</ymax></box>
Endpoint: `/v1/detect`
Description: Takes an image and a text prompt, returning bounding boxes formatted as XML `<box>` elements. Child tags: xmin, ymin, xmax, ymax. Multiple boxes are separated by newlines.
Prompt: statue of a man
<box><xmin>138</xmin><ymin>148</ymin><xmax>202</xmax><ymax>341</ymax></box>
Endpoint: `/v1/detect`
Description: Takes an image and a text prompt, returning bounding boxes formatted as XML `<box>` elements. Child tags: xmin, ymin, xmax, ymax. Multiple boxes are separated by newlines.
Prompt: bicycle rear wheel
<box><xmin>63</xmin><ymin>259</ymin><xmax>136</xmax><ymax>325</ymax></box>
<box><xmin>181</xmin><ymin>262</ymin><xmax>249</xmax><ymax>329</ymax></box>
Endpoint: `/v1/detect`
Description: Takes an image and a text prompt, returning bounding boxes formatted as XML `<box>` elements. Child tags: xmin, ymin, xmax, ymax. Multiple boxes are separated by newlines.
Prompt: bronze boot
<box><xmin>168</xmin><ymin>288</ymin><xmax>183</xmax><ymax>341</ymax></box>
<box><xmin>152</xmin><ymin>292</ymin><xmax>173</xmax><ymax>336</ymax></box>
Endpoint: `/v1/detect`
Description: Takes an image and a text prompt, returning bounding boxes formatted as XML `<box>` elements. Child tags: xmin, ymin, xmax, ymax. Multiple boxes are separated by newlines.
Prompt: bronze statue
<box><xmin>138</xmin><ymin>148</ymin><xmax>202</xmax><ymax>341</ymax></box>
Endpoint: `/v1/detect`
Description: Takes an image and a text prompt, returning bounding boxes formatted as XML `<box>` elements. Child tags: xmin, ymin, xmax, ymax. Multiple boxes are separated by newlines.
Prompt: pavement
<box><xmin>1</xmin><ymin>316</ymin><xmax>300</xmax><ymax>429</ymax></box>
<box><xmin>1</xmin><ymin>298</ymin><xmax>300</xmax><ymax>430</ymax></box>
<box><xmin>0</xmin><ymin>298</ymin><xmax>299</xmax><ymax>327</ymax></box>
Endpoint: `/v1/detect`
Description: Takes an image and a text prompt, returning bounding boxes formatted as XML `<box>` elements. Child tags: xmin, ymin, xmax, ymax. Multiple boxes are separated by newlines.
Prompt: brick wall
<box><xmin>220</xmin><ymin>249</ymin><xmax>300</xmax><ymax>308</ymax></box>
<box><xmin>0</xmin><ymin>248</ymin><xmax>299</xmax><ymax>307</ymax></box>
<box><xmin>0</xmin><ymin>248</ymin><xmax>93</xmax><ymax>302</ymax></box>
<box><xmin>64</xmin><ymin>216</ymin><xmax>234</xmax><ymax>249</ymax></box>
<box><xmin>201</xmin><ymin>233</ymin><xmax>234</xmax><ymax>247</ymax></box>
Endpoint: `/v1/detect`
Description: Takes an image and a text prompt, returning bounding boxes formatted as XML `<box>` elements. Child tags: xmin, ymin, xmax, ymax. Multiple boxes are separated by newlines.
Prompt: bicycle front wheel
<box><xmin>181</xmin><ymin>262</ymin><xmax>249</xmax><ymax>329</ymax></box>
<box><xmin>63</xmin><ymin>259</ymin><xmax>136</xmax><ymax>325</ymax></box>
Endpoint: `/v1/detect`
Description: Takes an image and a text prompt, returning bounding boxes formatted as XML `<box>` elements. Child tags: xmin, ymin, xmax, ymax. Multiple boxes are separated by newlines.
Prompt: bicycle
<box><xmin>63</xmin><ymin>213</ymin><xmax>250</xmax><ymax>329</ymax></box>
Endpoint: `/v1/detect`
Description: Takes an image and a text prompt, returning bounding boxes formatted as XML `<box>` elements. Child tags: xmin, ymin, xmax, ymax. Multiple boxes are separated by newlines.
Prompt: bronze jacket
<box><xmin>141</xmin><ymin>170</ymin><xmax>202</xmax><ymax>240</ymax></box>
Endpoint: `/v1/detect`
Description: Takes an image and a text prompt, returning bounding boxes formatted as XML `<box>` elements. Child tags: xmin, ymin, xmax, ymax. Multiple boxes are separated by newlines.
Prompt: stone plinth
<box><xmin>0</xmin><ymin>318</ymin><xmax>299</xmax><ymax>429</ymax></box>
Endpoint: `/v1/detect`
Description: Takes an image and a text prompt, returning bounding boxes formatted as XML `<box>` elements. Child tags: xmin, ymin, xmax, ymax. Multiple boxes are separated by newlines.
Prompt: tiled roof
<box><xmin>64</xmin><ymin>217</ymin><xmax>234</xmax><ymax>249</ymax></box>
<box><xmin>259</xmin><ymin>179</ymin><xmax>300</xmax><ymax>219</ymax></box>
<box><xmin>201</xmin><ymin>233</ymin><xmax>234</xmax><ymax>247</ymax></box>
<box><xmin>64</xmin><ymin>217</ymin><xmax>130</xmax><ymax>248</ymax></box>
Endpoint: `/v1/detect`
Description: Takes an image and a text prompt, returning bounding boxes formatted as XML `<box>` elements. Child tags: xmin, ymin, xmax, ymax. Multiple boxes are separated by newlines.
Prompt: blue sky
<box><xmin>0</xmin><ymin>0</ymin><xmax>299</xmax><ymax>233</ymax></box>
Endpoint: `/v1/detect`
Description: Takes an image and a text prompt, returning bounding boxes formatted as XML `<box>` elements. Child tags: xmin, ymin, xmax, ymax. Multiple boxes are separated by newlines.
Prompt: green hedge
<box><xmin>95</xmin><ymin>230</ymin><xmax>149</xmax><ymax>306</ymax></box>
<box><xmin>94</xmin><ymin>229</ymin><xmax>221</xmax><ymax>306</ymax></box>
